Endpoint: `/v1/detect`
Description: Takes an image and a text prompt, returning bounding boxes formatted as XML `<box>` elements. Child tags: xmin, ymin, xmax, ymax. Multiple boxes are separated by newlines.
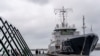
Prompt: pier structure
<box><xmin>0</xmin><ymin>17</ymin><xmax>33</xmax><ymax>56</ymax></box>
<box><xmin>30</xmin><ymin>43</ymin><xmax>100</xmax><ymax>55</ymax></box>
<box><xmin>31</xmin><ymin>48</ymin><xmax>48</xmax><ymax>55</ymax></box>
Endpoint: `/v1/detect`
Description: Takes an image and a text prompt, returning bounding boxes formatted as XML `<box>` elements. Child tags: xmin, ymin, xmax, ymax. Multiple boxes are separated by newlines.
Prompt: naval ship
<box><xmin>47</xmin><ymin>7</ymin><xmax>99</xmax><ymax>55</ymax></box>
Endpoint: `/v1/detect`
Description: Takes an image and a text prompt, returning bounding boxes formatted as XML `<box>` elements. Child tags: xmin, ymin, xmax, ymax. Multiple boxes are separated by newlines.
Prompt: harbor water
<box><xmin>90</xmin><ymin>50</ymin><xmax>100</xmax><ymax>56</ymax></box>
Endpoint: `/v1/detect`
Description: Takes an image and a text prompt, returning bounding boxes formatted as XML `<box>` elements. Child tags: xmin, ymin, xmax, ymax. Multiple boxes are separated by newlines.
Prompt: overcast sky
<box><xmin>0</xmin><ymin>0</ymin><xmax>100</xmax><ymax>49</ymax></box>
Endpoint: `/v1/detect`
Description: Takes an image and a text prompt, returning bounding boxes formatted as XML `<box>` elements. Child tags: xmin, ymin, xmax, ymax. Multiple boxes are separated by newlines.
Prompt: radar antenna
<box><xmin>54</xmin><ymin>6</ymin><xmax>72</xmax><ymax>27</ymax></box>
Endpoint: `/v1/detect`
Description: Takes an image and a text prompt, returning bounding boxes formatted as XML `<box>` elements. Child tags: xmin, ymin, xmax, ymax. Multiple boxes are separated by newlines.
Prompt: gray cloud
<box><xmin>0</xmin><ymin>0</ymin><xmax>100</xmax><ymax>49</ymax></box>
<box><xmin>0</xmin><ymin>0</ymin><xmax>54</xmax><ymax>48</ymax></box>
<box><xmin>27</xmin><ymin>0</ymin><xmax>49</xmax><ymax>5</ymax></box>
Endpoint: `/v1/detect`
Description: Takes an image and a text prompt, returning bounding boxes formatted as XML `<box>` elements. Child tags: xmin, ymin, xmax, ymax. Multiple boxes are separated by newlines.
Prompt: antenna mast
<box><xmin>54</xmin><ymin>6</ymin><xmax>72</xmax><ymax>27</ymax></box>
<box><xmin>82</xmin><ymin>16</ymin><xmax>86</xmax><ymax>34</ymax></box>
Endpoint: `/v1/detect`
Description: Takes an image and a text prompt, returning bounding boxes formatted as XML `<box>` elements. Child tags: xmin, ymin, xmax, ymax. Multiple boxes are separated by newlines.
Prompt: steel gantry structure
<box><xmin>0</xmin><ymin>17</ymin><xmax>33</xmax><ymax>56</ymax></box>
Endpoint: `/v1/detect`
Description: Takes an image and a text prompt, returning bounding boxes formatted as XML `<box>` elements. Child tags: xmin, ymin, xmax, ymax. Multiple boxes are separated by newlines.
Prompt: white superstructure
<box><xmin>48</xmin><ymin>7</ymin><xmax>80</xmax><ymax>54</ymax></box>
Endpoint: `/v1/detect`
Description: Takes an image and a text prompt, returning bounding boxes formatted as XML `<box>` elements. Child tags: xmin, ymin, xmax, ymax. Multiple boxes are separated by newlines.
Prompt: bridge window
<box><xmin>61</xmin><ymin>30</ymin><xmax>74</xmax><ymax>35</ymax></box>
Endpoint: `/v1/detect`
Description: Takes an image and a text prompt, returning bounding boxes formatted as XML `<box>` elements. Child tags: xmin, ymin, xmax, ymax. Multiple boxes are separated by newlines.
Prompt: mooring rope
<box><xmin>80</xmin><ymin>35</ymin><xmax>87</xmax><ymax>55</ymax></box>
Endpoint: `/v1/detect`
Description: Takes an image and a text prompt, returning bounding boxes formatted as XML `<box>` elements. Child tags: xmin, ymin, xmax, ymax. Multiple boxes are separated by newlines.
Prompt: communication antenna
<box><xmin>82</xmin><ymin>16</ymin><xmax>86</xmax><ymax>35</ymax></box>
<box><xmin>54</xmin><ymin>6</ymin><xmax>72</xmax><ymax>27</ymax></box>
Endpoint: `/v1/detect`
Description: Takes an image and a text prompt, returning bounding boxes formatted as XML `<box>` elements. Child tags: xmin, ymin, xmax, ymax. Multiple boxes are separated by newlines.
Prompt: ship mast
<box><xmin>82</xmin><ymin>16</ymin><xmax>86</xmax><ymax>34</ymax></box>
<box><xmin>54</xmin><ymin>6</ymin><xmax>72</xmax><ymax>27</ymax></box>
<box><xmin>61</xmin><ymin>7</ymin><xmax>66</xmax><ymax>27</ymax></box>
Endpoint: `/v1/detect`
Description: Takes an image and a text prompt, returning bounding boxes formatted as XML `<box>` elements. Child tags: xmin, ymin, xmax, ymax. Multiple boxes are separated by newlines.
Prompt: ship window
<box><xmin>61</xmin><ymin>30</ymin><xmax>74</xmax><ymax>35</ymax></box>
<box><xmin>55</xmin><ymin>29</ymin><xmax>76</xmax><ymax>35</ymax></box>
<box><xmin>61</xmin><ymin>31</ymin><xmax>66</xmax><ymax>34</ymax></box>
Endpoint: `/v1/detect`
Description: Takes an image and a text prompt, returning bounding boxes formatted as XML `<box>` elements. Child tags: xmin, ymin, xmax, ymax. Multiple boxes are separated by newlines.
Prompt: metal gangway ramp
<box><xmin>0</xmin><ymin>17</ymin><xmax>33</xmax><ymax>56</ymax></box>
